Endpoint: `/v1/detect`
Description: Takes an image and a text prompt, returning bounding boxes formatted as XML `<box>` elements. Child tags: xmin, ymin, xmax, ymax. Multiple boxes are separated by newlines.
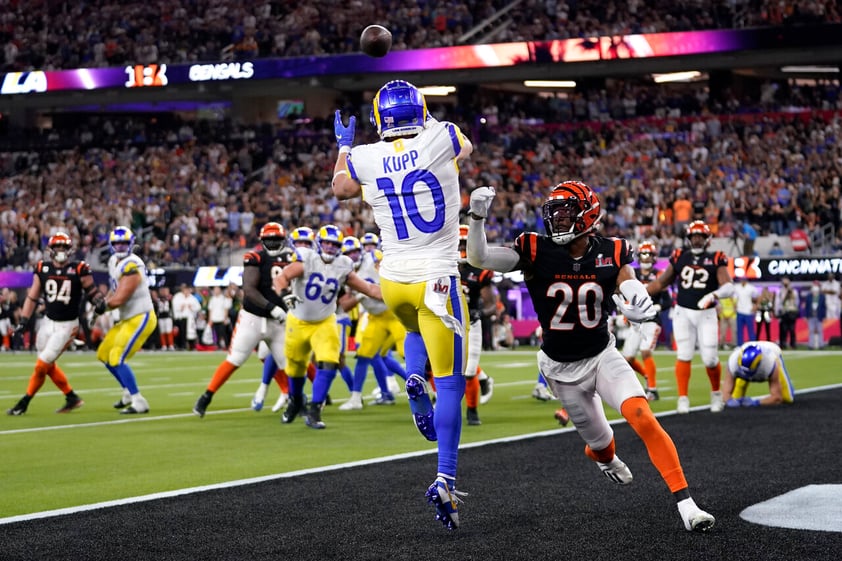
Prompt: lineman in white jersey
<box><xmin>273</xmin><ymin>224</ymin><xmax>382</xmax><ymax>429</ymax></box>
<box><xmin>332</xmin><ymin>79</ymin><xmax>472</xmax><ymax>530</ymax></box>
<box><xmin>341</xmin><ymin>243</ymin><xmax>408</xmax><ymax>410</ymax></box>
<box><xmin>722</xmin><ymin>341</ymin><xmax>795</xmax><ymax>407</ymax></box>
<box><xmin>99</xmin><ymin>227</ymin><xmax>157</xmax><ymax>414</ymax></box>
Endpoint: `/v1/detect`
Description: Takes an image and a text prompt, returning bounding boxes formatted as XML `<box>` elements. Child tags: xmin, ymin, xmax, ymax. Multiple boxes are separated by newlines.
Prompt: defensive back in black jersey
<box><xmin>35</xmin><ymin>260</ymin><xmax>91</xmax><ymax>321</ymax></box>
<box><xmin>668</xmin><ymin>248</ymin><xmax>729</xmax><ymax>309</ymax></box>
<box><xmin>459</xmin><ymin>262</ymin><xmax>493</xmax><ymax>322</ymax></box>
<box><xmin>241</xmin><ymin>247</ymin><xmax>292</xmax><ymax>317</ymax></box>
<box><xmin>514</xmin><ymin>233</ymin><xmax>633</xmax><ymax>362</ymax></box>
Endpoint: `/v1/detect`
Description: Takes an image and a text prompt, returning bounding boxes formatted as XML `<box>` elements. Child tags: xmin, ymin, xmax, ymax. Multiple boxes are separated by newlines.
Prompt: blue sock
<box><xmin>262</xmin><ymin>355</ymin><xmax>277</xmax><ymax>385</ymax></box>
<box><xmin>404</xmin><ymin>332</ymin><xmax>428</xmax><ymax>376</ymax></box>
<box><xmin>104</xmin><ymin>363</ymin><xmax>125</xmax><ymax>388</ymax></box>
<box><xmin>353</xmin><ymin>357</ymin><xmax>372</xmax><ymax>393</ymax></box>
<box><xmin>289</xmin><ymin>376</ymin><xmax>306</xmax><ymax>399</ymax></box>
<box><xmin>371</xmin><ymin>355</ymin><xmax>390</xmax><ymax>395</ymax></box>
<box><xmin>339</xmin><ymin>365</ymin><xmax>354</xmax><ymax>391</ymax></box>
<box><xmin>114</xmin><ymin>363</ymin><xmax>139</xmax><ymax>394</ymax></box>
<box><xmin>382</xmin><ymin>351</ymin><xmax>407</xmax><ymax>381</ymax></box>
<box><xmin>537</xmin><ymin>372</ymin><xmax>547</xmax><ymax>386</ymax></box>
<box><xmin>433</xmin><ymin>374</ymin><xmax>465</xmax><ymax>478</ymax></box>
<box><xmin>311</xmin><ymin>368</ymin><xmax>337</xmax><ymax>404</ymax></box>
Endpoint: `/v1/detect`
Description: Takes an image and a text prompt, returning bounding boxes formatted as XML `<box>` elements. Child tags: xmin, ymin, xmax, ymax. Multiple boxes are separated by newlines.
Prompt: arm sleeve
<box><xmin>466</xmin><ymin>218</ymin><xmax>520</xmax><ymax>272</ymax></box>
<box><xmin>713</xmin><ymin>282</ymin><xmax>735</xmax><ymax>299</ymax></box>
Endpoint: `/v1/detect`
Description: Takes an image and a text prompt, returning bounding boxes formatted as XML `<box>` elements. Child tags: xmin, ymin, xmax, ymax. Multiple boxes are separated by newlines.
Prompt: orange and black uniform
<box><xmin>514</xmin><ymin>233</ymin><xmax>632</xmax><ymax>361</ymax></box>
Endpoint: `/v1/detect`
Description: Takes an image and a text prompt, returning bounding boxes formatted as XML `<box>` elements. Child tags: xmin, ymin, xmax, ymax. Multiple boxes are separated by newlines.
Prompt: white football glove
<box><xmin>269</xmin><ymin>306</ymin><xmax>287</xmax><ymax>323</ymax></box>
<box><xmin>612</xmin><ymin>293</ymin><xmax>656</xmax><ymax>323</ymax></box>
<box><xmin>469</xmin><ymin>186</ymin><xmax>496</xmax><ymax>218</ymax></box>
<box><xmin>697</xmin><ymin>292</ymin><xmax>716</xmax><ymax>309</ymax></box>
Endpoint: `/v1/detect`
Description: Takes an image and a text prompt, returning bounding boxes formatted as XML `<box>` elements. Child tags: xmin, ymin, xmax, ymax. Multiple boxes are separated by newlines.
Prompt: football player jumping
<box><xmin>645</xmin><ymin>221</ymin><xmax>734</xmax><ymax>414</ymax></box>
<box><xmin>466</xmin><ymin>183</ymin><xmax>715</xmax><ymax>532</ymax></box>
<box><xmin>332</xmin><ymin>80</ymin><xmax>473</xmax><ymax>530</ymax></box>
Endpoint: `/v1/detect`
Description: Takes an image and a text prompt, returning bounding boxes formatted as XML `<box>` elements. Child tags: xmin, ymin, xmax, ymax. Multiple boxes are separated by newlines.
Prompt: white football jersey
<box><xmin>107</xmin><ymin>253</ymin><xmax>153</xmax><ymax>319</ymax></box>
<box><xmin>727</xmin><ymin>341</ymin><xmax>782</xmax><ymax>382</ymax></box>
<box><xmin>355</xmin><ymin>254</ymin><xmax>387</xmax><ymax>315</ymax></box>
<box><xmin>347</xmin><ymin>119</ymin><xmax>467</xmax><ymax>283</ymax></box>
<box><xmin>290</xmin><ymin>248</ymin><xmax>355</xmax><ymax>322</ymax></box>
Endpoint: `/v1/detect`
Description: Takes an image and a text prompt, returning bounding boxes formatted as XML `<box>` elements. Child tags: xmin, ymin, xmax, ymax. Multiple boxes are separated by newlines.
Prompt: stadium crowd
<box><xmin>2</xmin><ymin>77</ymin><xmax>842</xmax><ymax>271</ymax></box>
<box><xmin>2</xmin><ymin>0</ymin><xmax>838</xmax><ymax>72</ymax></box>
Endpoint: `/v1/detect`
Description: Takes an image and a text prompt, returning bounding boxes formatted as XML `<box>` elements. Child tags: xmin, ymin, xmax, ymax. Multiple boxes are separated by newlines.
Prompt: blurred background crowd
<box><xmin>2</xmin><ymin>0</ymin><xmax>838</xmax><ymax>71</ymax></box>
<box><xmin>0</xmin><ymin>0</ymin><xmax>841</xmax><ymax>354</ymax></box>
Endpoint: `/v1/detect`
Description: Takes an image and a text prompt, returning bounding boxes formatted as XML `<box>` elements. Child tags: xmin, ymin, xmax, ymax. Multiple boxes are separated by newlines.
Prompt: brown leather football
<box><xmin>360</xmin><ymin>25</ymin><xmax>392</xmax><ymax>58</ymax></box>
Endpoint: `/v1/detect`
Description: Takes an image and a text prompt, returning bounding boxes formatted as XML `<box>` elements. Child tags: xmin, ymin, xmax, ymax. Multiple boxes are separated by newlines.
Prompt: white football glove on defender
<box><xmin>697</xmin><ymin>292</ymin><xmax>716</xmax><ymax>309</ymax></box>
<box><xmin>469</xmin><ymin>186</ymin><xmax>496</xmax><ymax>218</ymax></box>
<box><xmin>613</xmin><ymin>279</ymin><xmax>657</xmax><ymax>323</ymax></box>
<box><xmin>269</xmin><ymin>306</ymin><xmax>287</xmax><ymax>323</ymax></box>
<box><xmin>612</xmin><ymin>294</ymin><xmax>656</xmax><ymax>323</ymax></box>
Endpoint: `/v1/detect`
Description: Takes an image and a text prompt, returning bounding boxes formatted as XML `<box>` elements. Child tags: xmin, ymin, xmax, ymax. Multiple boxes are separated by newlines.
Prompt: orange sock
<box><xmin>428</xmin><ymin>376</ymin><xmax>437</xmax><ymax>393</ymax></box>
<box><xmin>675</xmin><ymin>360</ymin><xmax>692</xmax><ymax>396</ymax></box>
<box><xmin>207</xmin><ymin>360</ymin><xmax>238</xmax><ymax>393</ymax></box>
<box><xmin>706</xmin><ymin>363</ymin><xmax>721</xmax><ymax>391</ymax></box>
<box><xmin>167</xmin><ymin>333</ymin><xmax>175</xmax><ymax>347</ymax></box>
<box><xmin>465</xmin><ymin>375</ymin><xmax>479</xmax><ymax>408</ymax></box>
<box><xmin>25</xmin><ymin>359</ymin><xmax>51</xmax><ymax>396</ymax></box>
<box><xmin>621</xmin><ymin>397</ymin><xmax>688</xmax><ymax>493</ymax></box>
<box><xmin>585</xmin><ymin>438</ymin><xmax>616</xmax><ymax>463</ymax></box>
<box><xmin>643</xmin><ymin>356</ymin><xmax>657</xmax><ymax>389</ymax></box>
<box><xmin>628</xmin><ymin>358</ymin><xmax>645</xmax><ymax>376</ymax></box>
<box><xmin>48</xmin><ymin>364</ymin><xmax>72</xmax><ymax>394</ymax></box>
<box><xmin>306</xmin><ymin>362</ymin><xmax>316</xmax><ymax>382</ymax></box>
<box><xmin>3</xmin><ymin>334</ymin><xmax>10</xmax><ymax>349</ymax></box>
<box><xmin>273</xmin><ymin>369</ymin><xmax>289</xmax><ymax>394</ymax></box>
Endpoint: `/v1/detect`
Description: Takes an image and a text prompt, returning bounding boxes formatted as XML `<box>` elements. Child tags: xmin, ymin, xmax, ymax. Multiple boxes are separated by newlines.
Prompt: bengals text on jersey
<box><xmin>514</xmin><ymin>233</ymin><xmax>633</xmax><ymax>362</ymax></box>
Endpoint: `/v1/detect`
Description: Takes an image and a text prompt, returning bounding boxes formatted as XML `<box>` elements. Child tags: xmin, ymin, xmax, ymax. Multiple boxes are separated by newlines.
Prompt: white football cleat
<box><xmin>532</xmin><ymin>383</ymin><xmax>554</xmax><ymax>401</ymax></box>
<box><xmin>709</xmin><ymin>390</ymin><xmax>723</xmax><ymax>413</ymax></box>
<box><xmin>596</xmin><ymin>456</ymin><xmax>633</xmax><ymax>485</ymax></box>
<box><xmin>677</xmin><ymin>497</ymin><xmax>715</xmax><ymax>532</ymax></box>
<box><xmin>271</xmin><ymin>393</ymin><xmax>289</xmax><ymax>413</ymax></box>
<box><xmin>677</xmin><ymin>396</ymin><xmax>690</xmax><ymax>414</ymax></box>
<box><xmin>386</xmin><ymin>375</ymin><xmax>401</xmax><ymax>396</ymax></box>
<box><xmin>338</xmin><ymin>392</ymin><xmax>363</xmax><ymax>411</ymax></box>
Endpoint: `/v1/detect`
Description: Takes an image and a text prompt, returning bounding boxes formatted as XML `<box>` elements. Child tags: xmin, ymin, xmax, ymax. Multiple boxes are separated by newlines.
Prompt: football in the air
<box><xmin>360</xmin><ymin>25</ymin><xmax>392</xmax><ymax>58</ymax></box>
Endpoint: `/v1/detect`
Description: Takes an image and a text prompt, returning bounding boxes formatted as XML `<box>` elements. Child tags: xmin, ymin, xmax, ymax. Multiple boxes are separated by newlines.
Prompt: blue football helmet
<box><xmin>737</xmin><ymin>343</ymin><xmax>763</xmax><ymax>379</ymax></box>
<box><xmin>342</xmin><ymin>236</ymin><xmax>362</xmax><ymax>270</ymax></box>
<box><xmin>361</xmin><ymin>232</ymin><xmax>380</xmax><ymax>248</ymax></box>
<box><xmin>290</xmin><ymin>226</ymin><xmax>316</xmax><ymax>249</ymax></box>
<box><xmin>109</xmin><ymin>227</ymin><xmax>136</xmax><ymax>259</ymax></box>
<box><xmin>370</xmin><ymin>80</ymin><xmax>428</xmax><ymax>140</ymax></box>
<box><xmin>317</xmin><ymin>224</ymin><xmax>344</xmax><ymax>263</ymax></box>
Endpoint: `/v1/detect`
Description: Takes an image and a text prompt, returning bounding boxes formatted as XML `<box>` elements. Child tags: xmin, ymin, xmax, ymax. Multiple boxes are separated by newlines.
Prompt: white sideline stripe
<box><xmin>3</xmin><ymin>382</ymin><xmax>842</xmax><ymax>526</ymax></box>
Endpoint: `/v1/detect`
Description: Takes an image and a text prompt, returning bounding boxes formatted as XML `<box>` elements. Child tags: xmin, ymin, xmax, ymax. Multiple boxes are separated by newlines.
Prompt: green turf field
<box><xmin>1</xmin><ymin>347</ymin><xmax>840</xmax><ymax>518</ymax></box>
